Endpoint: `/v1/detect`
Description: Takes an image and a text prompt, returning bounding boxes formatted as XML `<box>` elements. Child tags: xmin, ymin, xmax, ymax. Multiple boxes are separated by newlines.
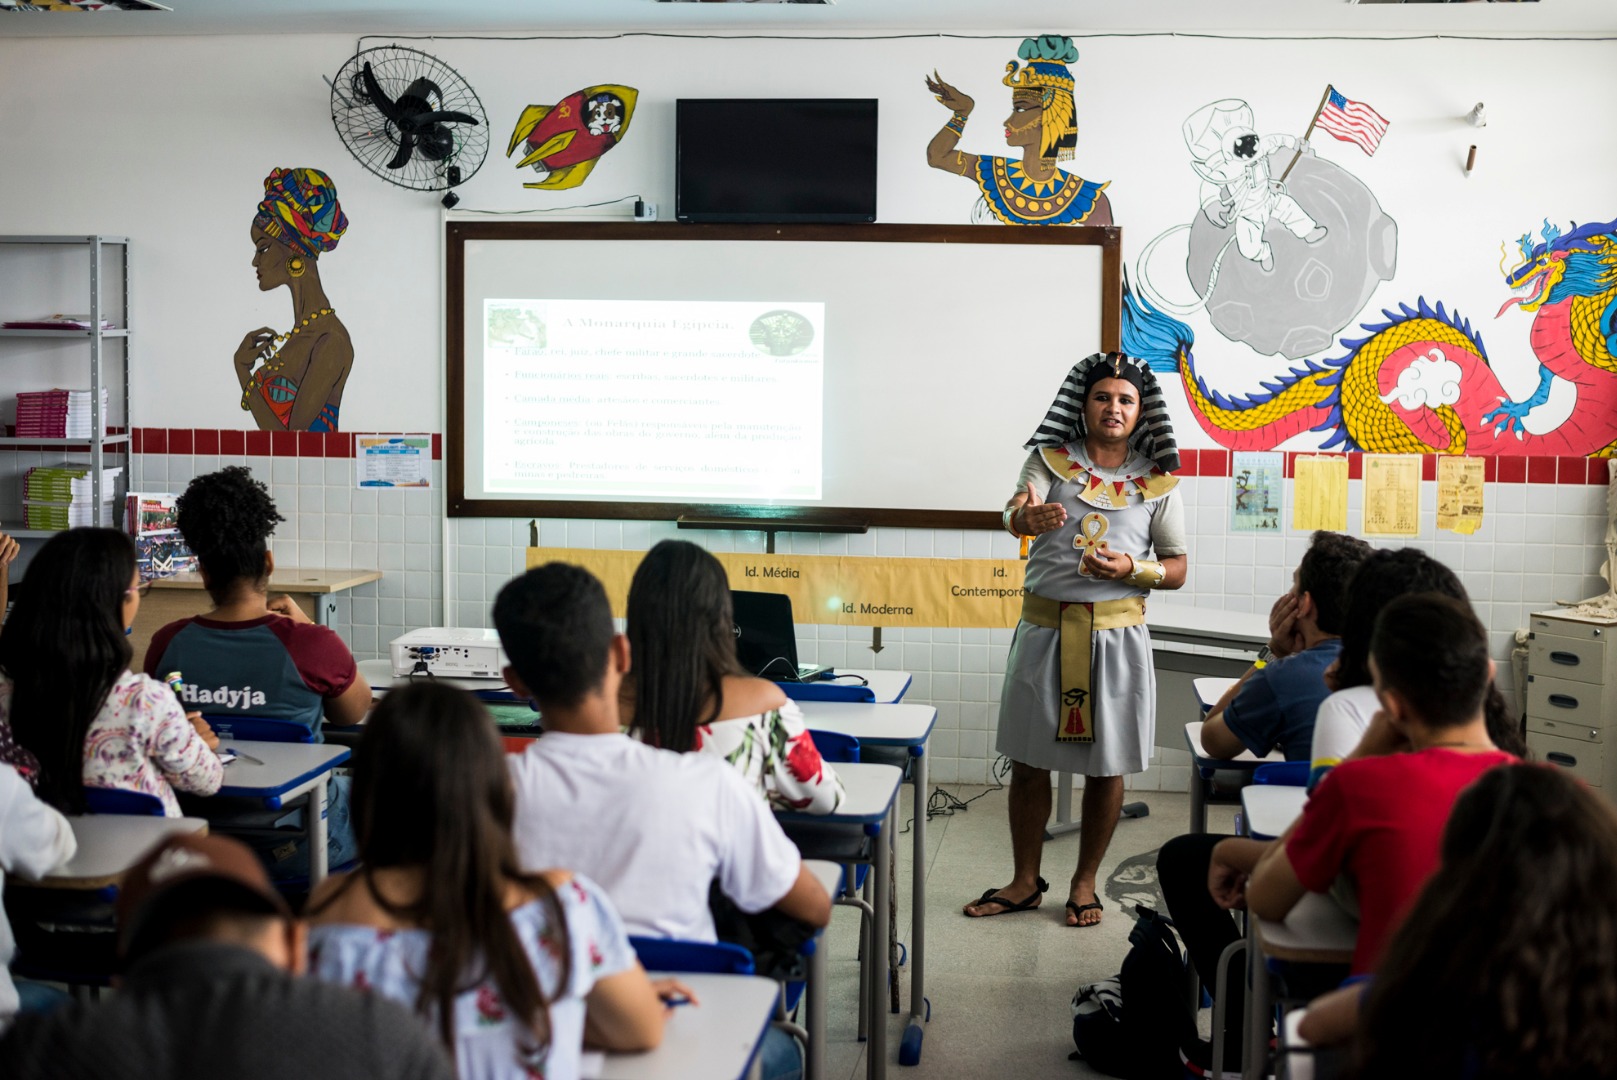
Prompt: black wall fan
<box><xmin>329</xmin><ymin>45</ymin><xmax>489</xmax><ymax>206</ymax></box>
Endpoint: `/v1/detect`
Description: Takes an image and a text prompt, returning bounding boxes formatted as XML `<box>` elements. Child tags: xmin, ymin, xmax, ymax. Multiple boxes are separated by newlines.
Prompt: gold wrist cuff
<box><xmin>1126</xmin><ymin>557</ymin><xmax>1167</xmax><ymax>589</ymax></box>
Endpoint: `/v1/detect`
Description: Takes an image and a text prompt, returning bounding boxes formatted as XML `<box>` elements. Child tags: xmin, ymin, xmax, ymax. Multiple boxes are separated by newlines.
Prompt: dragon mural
<box><xmin>1124</xmin><ymin>216</ymin><xmax>1617</xmax><ymax>457</ymax></box>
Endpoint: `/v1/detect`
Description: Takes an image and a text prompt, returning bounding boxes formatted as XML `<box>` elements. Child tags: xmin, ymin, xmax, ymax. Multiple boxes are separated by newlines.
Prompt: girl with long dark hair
<box><xmin>624</xmin><ymin>539</ymin><xmax>843</xmax><ymax>813</ymax></box>
<box><xmin>0</xmin><ymin>528</ymin><xmax>221</xmax><ymax>816</ymax></box>
<box><xmin>1300</xmin><ymin>764</ymin><xmax>1617</xmax><ymax>1078</ymax></box>
<box><xmin>306</xmin><ymin>682</ymin><xmax>673</xmax><ymax>1080</ymax></box>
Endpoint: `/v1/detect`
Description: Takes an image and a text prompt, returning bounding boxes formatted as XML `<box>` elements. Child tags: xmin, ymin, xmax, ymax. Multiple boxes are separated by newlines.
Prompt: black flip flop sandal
<box><xmin>1065</xmin><ymin>898</ymin><xmax>1104</xmax><ymax>927</ymax></box>
<box><xmin>964</xmin><ymin>876</ymin><xmax>1050</xmax><ymax>917</ymax></box>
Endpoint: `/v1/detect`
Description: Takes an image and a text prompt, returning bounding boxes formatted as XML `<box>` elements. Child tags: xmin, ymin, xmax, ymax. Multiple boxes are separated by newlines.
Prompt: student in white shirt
<box><xmin>0</xmin><ymin>762</ymin><xmax>77</xmax><ymax>1029</ymax></box>
<box><xmin>495</xmin><ymin>562</ymin><xmax>831</xmax><ymax>944</ymax></box>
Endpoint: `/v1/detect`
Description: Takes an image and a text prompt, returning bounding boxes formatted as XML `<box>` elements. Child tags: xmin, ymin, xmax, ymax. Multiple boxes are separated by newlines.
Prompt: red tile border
<box><xmin>146</xmin><ymin>428</ymin><xmax>167</xmax><ymax>454</ymax></box>
<box><xmin>1559</xmin><ymin>456</ymin><xmax>1588</xmax><ymax>485</ymax></box>
<box><xmin>1528</xmin><ymin>457</ymin><xmax>1557</xmax><ymax>484</ymax></box>
<box><xmin>271</xmin><ymin>430</ymin><xmax>298</xmax><ymax>457</ymax></box>
<box><xmin>1590</xmin><ymin>457</ymin><xmax>1612</xmax><ymax>486</ymax></box>
<box><xmin>1420</xmin><ymin>456</ymin><xmax>1437</xmax><ymax>481</ymax></box>
<box><xmin>1483</xmin><ymin>456</ymin><xmax>1498</xmax><ymax>483</ymax></box>
<box><xmin>1498</xmin><ymin>456</ymin><xmax>1525</xmax><ymax>483</ymax></box>
<box><xmin>194</xmin><ymin>428</ymin><xmax>219</xmax><ymax>455</ymax></box>
<box><xmin>221</xmin><ymin>429</ymin><xmax>245</xmax><ymax>456</ymax></box>
<box><xmin>245</xmin><ymin>430</ymin><xmax>270</xmax><ymax>457</ymax></box>
<box><xmin>297</xmin><ymin>431</ymin><xmax>322</xmax><ymax>457</ymax></box>
<box><xmin>1348</xmin><ymin>455</ymin><xmax>1363</xmax><ymax>480</ymax></box>
<box><xmin>169</xmin><ymin>428</ymin><xmax>193</xmax><ymax>455</ymax></box>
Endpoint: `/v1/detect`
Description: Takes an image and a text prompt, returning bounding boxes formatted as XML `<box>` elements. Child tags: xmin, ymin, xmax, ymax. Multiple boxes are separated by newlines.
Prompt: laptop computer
<box><xmin>731</xmin><ymin>590</ymin><xmax>835</xmax><ymax>683</ymax></box>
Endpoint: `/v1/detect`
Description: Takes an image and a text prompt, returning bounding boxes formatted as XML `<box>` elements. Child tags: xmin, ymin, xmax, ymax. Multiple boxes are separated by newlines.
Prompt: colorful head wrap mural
<box><xmin>1026</xmin><ymin>351</ymin><xmax>1181</xmax><ymax>473</ymax></box>
<box><xmin>253</xmin><ymin>168</ymin><xmax>348</xmax><ymax>258</ymax></box>
<box><xmin>1002</xmin><ymin>35</ymin><xmax>1079</xmax><ymax>163</ymax></box>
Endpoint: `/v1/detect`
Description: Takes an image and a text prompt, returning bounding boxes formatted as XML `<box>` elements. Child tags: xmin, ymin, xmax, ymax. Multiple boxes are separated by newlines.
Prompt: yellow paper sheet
<box><xmin>1292</xmin><ymin>455</ymin><xmax>1349</xmax><ymax>532</ymax></box>
<box><xmin>1363</xmin><ymin>454</ymin><xmax>1422</xmax><ymax>537</ymax></box>
<box><xmin>1437</xmin><ymin>456</ymin><xmax>1486</xmax><ymax>535</ymax></box>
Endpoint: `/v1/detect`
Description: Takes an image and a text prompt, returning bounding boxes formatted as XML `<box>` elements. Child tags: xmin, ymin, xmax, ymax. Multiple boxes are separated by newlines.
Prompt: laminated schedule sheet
<box><xmin>1363</xmin><ymin>454</ymin><xmax>1421</xmax><ymax>536</ymax></box>
<box><xmin>1437</xmin><ymin>456</ymin><xmax>1485</xmax><ymax>535</ymax></box>
<box><xmin>1292</xmin><ymin>455</ymin><xmax>1349</xmax><ymax>532</ymax></box>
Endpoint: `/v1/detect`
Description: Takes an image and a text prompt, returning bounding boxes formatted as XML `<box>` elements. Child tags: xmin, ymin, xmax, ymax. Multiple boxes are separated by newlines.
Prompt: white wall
<box><xmin>4</xmin><ymin>29</ymin><xmax>1614</xmax><ymax>786</ymax></box>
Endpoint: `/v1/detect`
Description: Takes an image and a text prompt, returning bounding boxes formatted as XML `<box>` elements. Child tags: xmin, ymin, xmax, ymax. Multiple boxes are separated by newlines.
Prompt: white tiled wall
<box><xmin>130</xmin><ymin>453</ymin><xmax>1613</xmax><ymax>793</ymax></box>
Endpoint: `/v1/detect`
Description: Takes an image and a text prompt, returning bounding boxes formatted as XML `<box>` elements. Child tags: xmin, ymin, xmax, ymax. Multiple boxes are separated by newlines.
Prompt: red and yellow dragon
<box><xmin>1124</xmin><ymin>216</ymin><xmax>1617</xmax><ymax>457</ymax></box>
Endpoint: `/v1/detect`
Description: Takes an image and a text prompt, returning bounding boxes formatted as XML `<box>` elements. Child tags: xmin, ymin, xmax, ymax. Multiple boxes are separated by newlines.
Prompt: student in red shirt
<box><xmin>1220</xmin><ymin>592</ymin><xmax>1517</xmax><ymax>974</ymax></box>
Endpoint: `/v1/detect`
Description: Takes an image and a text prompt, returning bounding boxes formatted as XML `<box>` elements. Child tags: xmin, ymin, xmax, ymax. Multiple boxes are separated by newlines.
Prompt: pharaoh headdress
<box><xmin>1025</xmin><ymin>351</ymin><xmax>1181</xmax><ymax>474</ymax></box>
<box><xmin>1003</xmin><ymin>34</ymin><xmax>1079</xmax><ymax>163</ymax></box>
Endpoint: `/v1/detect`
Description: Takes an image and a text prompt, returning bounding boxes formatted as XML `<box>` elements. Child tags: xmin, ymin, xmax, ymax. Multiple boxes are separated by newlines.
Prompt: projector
<box><xmin>390</xmin><ymin>628</ymin><xmax>508</xmax><ymax>679</ymax></box>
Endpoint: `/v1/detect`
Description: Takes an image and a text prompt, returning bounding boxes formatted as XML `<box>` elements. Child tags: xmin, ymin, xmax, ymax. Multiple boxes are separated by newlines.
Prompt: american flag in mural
<box><xmin>1316</xmin><ymin>86</ymin><xmax>1388</xmax><ymax>156</ymax></box>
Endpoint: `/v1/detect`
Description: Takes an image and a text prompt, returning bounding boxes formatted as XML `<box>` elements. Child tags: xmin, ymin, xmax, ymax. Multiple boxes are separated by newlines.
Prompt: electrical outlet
<box><xmin>635</xmin><ymin>201</ymin><xmax>658</xmax><ymax>222</ymax></box>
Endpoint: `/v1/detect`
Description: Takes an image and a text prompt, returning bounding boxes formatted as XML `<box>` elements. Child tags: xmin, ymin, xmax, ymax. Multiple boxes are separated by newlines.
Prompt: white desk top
<box><xmin>214</xmin><ymin>740</ymin><xmax>350</xmax><ymax>800</ymax></box>
<box><xmin>780</xmin><ymin>668</ymin><xmax>912</xmax><ymax>705</ymax></box>
<box><xmin>1183</xmin><ymin>720</ymin><xmax>1285</xmax><ymax>768</ymax></box>
<box><xmin>1255</xmin><ymin>892</ymin><xmax>1359</xmax><ymax>964</ymax></box>
<box><xmin>42</xmin><ymin>815</ymin><xmax>208</xmax><ymax>889</ymax></box>
<box><xmin>794</xmin><ymin>700</ymin><xmax>936</xmax><ymax>747</ymax></box>
<box><xmin>1194</xmin><ymin>677</ymin><xmax>1240</xmax><ymax>711</ymax></box>
<box><xmin>777</xmin><ymin>761</ymin><xmax>903</xmax><ymax>827</ymax></box>
<box><xmin>585</xmin><ymin>972</ymin><xmax>779</xmax><ymax>1080</ymax></box>
<box><xmin>1241</xmin><ymin>784</ymin><xmax>1308</xmax><ymax>840</ymax></box>
<box><xmin>1149</xmin><ymin>604</ymin><xmax>1270</xmax><ymax>649</ymax></box>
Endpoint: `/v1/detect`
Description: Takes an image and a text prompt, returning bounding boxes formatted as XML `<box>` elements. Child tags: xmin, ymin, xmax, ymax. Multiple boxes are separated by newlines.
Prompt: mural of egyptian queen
<box><xmin>925</xmin><ymin>34</ymin><xmax>1112</xmax><ymax>226</ymax></box>
<box><xmin>234</xmin><ymin>167</ymin><xmax>353</xmax><ymax>432</ymax></box>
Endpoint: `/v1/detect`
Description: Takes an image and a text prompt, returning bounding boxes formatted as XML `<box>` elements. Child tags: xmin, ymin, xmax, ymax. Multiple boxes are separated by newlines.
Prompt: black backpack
<box><xmin>1070</xmin><ymin>904</ymin><xmax>1198</xmax><ymax>1079</ymax></box>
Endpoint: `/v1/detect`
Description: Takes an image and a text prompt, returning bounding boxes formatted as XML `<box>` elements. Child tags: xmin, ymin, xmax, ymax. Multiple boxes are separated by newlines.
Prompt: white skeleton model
<box><xmin>1560</xmin><ymin>460</ymin><xmax>1617</xmax><ymax>621</ymax></box>
<box><xmin>1182</xmin><ymin>99</ymin><xmax>1328</xmax><ymax>271</ymax></box>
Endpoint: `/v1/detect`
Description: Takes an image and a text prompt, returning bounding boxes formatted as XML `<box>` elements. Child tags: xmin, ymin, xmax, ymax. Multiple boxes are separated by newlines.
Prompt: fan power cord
<box><xmin>899</xmin><ymin>754</ymin><xmax>1010</xmax><ymax>835</ymax></box>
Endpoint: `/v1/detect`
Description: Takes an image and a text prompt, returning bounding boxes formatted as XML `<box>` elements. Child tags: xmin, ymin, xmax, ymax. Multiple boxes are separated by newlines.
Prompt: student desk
<box><xmin>1241</xmin><ymin>784</ymin><xmax>1308</xmax><ymax>842</ymax></box>
<box><xmin>794</xmin><ymin>699</ymin><xmax>935</xmax><ymax>1065</ymax></box>
<box><xmin>39</xmin><ymin>815</ymin><xmax>208</xmax><ymax>889</ymax></box>
<box><xmin>777</xmin><ymin>761</ymin><xmax>903</xmax><ymax>1080</ymax></box>
<box><xmin>1243</xmin><ymin>895</ymin><xmax>1358</xmax><ymax>1080</ymax></box>
<box><xmin>134</xmin><ymin>567</ymin><xmax>383</xmax><ymax>665</ymax></box>
<box><xmin>777</xmin><ymin>669</ymin><xmax>912</xmax><ymax>705</ymax></box>
<box><xmin>802</xmin><ymin>860</ymin><xmax>843</xmax><ymax>1080</ymax></box>
<box><xmin>210</xmin><ymin>740</ymin><xmax>350</xmax><ymax>885</ymax></box>
<box><xmin>584</xmin><ymin>972</ymin><xmax>780</xmax><ymax>1080</ymax></box>
<box><xmin>1184</xmin><ymin>721</ymin><xmax>1285</xmax><ymax>834</ymax></box>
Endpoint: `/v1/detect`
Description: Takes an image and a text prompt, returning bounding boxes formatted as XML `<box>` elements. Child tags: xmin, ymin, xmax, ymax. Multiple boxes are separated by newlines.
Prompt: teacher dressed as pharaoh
<box><xmin>234</xmin><ymin>167</ymin><xmax>354</xmax><ymax>432</ymax></box>
<box><xmin>924</xmin><ymin>34</ymin><xmax>1112</xmax><ymax>227</ymax></box>
<box><xmin>964</xmin><ymin>353</ymin><xmax>1186</xmax><ymax>926</ymax></box>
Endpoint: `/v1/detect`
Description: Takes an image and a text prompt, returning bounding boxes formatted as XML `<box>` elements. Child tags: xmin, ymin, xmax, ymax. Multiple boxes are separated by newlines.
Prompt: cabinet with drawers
<box><xmin>1525</xmin><ymin>610</ymin><xmax>1616</xmax><ymax>792</ymax></box>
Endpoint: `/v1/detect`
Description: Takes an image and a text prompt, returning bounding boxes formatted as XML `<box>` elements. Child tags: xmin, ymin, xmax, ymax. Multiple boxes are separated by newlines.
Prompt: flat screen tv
<box><xmin>676</xmin><ymin>98</ymin><xmax>878</xmax><ymax>224</ymax></box>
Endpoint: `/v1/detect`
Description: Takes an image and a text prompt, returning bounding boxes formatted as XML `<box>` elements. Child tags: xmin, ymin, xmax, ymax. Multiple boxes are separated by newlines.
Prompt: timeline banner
<box><xmin>525</xmin><ymin>547</ymin><xmax>1028</xmax><ymax>628</ymax></box>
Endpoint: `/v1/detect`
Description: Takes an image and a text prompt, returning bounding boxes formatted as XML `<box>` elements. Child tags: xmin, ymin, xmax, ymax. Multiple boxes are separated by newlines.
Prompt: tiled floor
<box><xmin>812</xmin><ymin>782</ymin><xmax>1238</xmax><ymax>1079</ymax></box>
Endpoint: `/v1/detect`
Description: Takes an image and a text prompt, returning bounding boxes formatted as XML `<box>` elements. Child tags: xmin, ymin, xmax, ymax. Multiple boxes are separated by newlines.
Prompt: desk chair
<box><xmin>1254</xmin><ymin>762</ymin><xmax>1308</xmax><ymax>787</ymax></box>
<box><xmin>83</xmin><ymin>788</ymin><xmax>166</xmax><ymax>816</ymax></box>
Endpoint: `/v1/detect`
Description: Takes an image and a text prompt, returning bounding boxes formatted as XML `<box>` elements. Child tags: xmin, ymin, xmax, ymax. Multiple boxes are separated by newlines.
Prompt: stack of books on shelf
<box><xmin>14</xmin><ymin>388</ymin><xmax>108</xmax><ymax>439</ymax></box>
<box><xmin>21</xmin><ymin>462</ymin><xmax>122</xmax><ymax>530</ymax></box>
<box><xmin>0</xmin><ymin>314</ymin><xmax>119</xmax><ymax>331</ymax></box>
<box><xmin>126</xmin><ymin>492</ymin><xmax>196</xmax><ymax>580</ymax></box>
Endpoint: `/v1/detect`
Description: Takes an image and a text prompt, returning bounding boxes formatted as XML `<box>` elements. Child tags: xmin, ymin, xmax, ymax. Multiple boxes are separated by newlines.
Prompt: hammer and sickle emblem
<box><xmin>1074</xmin><ymin>512</ymin><xmax>1110</xmax><ymax>574</ymax></box>
<box><xmin>558</xmin><ymin>104</ymin><xmax>572</xmax><ymax>119</ymax></box>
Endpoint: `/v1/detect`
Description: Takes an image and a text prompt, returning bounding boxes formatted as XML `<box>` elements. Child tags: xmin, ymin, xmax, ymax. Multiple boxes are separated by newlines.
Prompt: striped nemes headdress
<box><xmin>1024</xmin><ymin>351</ymin><xmax>1181</xmax><ymax>474</ymax></box>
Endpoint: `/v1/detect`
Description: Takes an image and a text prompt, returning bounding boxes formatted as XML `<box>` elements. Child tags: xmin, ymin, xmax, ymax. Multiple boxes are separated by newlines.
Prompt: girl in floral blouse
<box><xmin>625</xmin><ymin>540</ymin><xmax>844</xmax><ymax>814</ymax></box>
<box><xmin>0</xmin><ymin>529</ymin><xmax>221</xmax><ymax>816</ymax></box>
<box><xmin>306</xmin><ymin>682</ymin><xmax>679</xmax><ymax>1080</ymax></box>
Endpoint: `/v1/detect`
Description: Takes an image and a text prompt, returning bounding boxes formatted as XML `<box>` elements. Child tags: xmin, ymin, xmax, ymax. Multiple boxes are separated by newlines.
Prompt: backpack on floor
<box><xmin>1070</xmin><ymin>904</ymin><xmax>1198</xmax><ymax>1080</ymax></box>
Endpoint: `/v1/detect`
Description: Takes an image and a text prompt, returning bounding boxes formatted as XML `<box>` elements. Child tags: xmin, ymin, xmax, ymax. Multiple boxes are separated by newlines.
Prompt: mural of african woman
<box><xmin>924</xmin><ymin>35</ymin><xmax>1112</xmax><ymax>227</ymax></box>
<box><xmin>234</xmin><ymin>167</ymin><xmax>352</xmax><ymax>433</ymax></box>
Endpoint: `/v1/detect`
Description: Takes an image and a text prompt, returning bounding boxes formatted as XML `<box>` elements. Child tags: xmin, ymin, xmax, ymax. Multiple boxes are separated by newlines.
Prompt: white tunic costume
<box><xmin>995</xmin><ymin>443</ymin><xmax>1187</xmax><ymax>776</ymax></box>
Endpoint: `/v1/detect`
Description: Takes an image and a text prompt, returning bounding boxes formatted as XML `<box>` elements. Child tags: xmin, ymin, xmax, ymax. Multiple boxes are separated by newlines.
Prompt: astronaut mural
<box><xmin>506</xmin><ymin>84</ymin><xmax>639</xmax><ymax>190</ymax></box>
<box><xmin>1137</xmin><ymin>97</ymin><xmax>1398</xmax><ymax>361</ymax></box>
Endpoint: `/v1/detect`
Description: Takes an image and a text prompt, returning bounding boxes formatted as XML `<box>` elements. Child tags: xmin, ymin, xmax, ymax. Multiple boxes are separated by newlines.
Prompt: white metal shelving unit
<box><xmin>0</xmin><ymin>235</ymin><xmax>132</xmax><ymax>534</ymax></box>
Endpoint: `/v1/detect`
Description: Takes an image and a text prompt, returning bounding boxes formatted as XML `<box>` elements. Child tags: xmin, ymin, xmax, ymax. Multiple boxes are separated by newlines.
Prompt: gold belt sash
<box><xmin>1021</xmin><ymin>593</ymin><xmax>1146</xmax><ymax>743</ymax></box>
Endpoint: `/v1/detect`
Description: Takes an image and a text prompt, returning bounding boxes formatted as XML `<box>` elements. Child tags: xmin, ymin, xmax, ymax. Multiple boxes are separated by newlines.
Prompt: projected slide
<box><xmin>483</xmin><ymin>298</ymin><xmax>824</xmax><ymax>500</ymax></box>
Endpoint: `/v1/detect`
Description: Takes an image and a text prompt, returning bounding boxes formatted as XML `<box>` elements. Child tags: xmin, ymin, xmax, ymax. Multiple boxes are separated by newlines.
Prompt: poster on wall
<box><xmin>1230</xmin><ymin>452</ymin><xmax>1282</xmax><ymax>532</ymax></box>
<box><xmin>506</xmin><ymin>84</ymin><xmax>638</xmax><ymax>191</ymax></box>
<box><xmin>356</xmin><ymin>434</ymin><xmax>431</xmax><ymax>488</ymax></box>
